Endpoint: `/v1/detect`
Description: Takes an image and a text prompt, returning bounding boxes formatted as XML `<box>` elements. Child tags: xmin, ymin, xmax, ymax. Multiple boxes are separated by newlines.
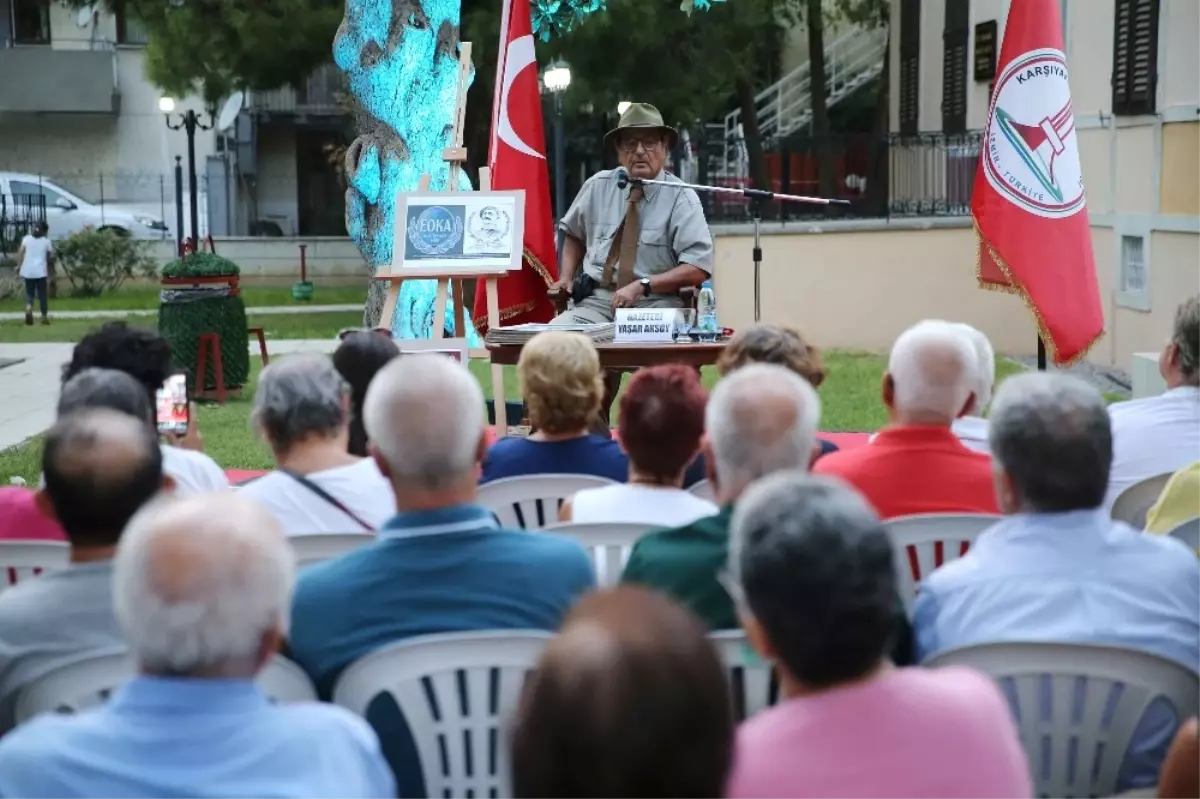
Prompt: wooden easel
<box><xmin>375</xmin><ymin>41</ymin><xmax>509</xmax><ymax>439</ymax></box>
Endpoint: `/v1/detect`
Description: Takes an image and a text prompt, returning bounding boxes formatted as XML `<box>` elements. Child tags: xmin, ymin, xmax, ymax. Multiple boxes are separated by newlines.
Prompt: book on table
<box><xmin>486</xmin><ymin>323</ymin><xmax>615</xmax><ymax>345</ymax></box>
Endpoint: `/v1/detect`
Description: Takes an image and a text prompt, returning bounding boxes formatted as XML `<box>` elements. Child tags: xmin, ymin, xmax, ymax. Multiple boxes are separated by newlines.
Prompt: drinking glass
<box><xmin>674</xmin><ymin>308</ymin><xmax>696</xmax><ymax>342</ymax></box>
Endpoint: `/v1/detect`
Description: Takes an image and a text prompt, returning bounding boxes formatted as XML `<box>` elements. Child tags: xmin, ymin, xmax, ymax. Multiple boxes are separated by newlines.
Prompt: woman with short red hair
<box><xmin>559</xmin><ymin>365</ymin><xmax>716</xmax><ymax>526</ymax></box>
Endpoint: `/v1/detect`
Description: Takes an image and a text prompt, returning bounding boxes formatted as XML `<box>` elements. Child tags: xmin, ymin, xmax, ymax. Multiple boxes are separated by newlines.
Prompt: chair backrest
<box><xmin>1111</xmin><ymin>472</ymin><xmax>1175</xmax><ymax>529</ymax></box>
<box><xmin>709</xmin><ymin>631</ymin><xmax>777</xmax><ymax>722</ymax></box>
<box><xmin>925</xmin><ymin>641</ymin><xmax>1200</xmax><ymax>799</ymax></box>
<box><xmin>332</xmin><ymin>630</ymin><xmax>553</xmax><ymax>799</ymax></box>
<box><xmin>15</xmin><ymin>651</ymin><xmax>317</xmax><ymax>724</ymax></box>
<box><xmin>477</xmin><ymin>474</ymin><xmax>616</xmax><ymax>529</ymax></box>
<box><xmin>883</xmin><ymin>513</ymin><xmax>999</xmax><ymax>616</ymax></box>
<box><xmin>289</xmin><ymin>533</ymin><xmax>376</xmax><ymax>568</ymax></box>
<box><xmin>1166</xmin><ymin>516</ymin><xmax>1200</xmax><ymax>551</ymax></box>
<box><xmin>688</xmin><ymin>479</ymin><xmax>715</xmax><ymax>502</ymax></box>
<box><xmin>0</xmin><ymin>540</ymin><xmax>69</xmax><ymax>589</ymax></box>
<box><xmin>542</xmin><ymin>522</ymin><xmax>655</xmax><ymax>586</ymax></box>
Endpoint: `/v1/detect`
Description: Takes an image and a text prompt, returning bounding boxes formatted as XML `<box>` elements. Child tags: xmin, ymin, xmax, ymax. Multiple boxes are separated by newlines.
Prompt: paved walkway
<box><xmin>0</xmin><ymin>339</ymin><xmax>339</xmax><ymax>452</ymax></box>
<box><xmin>0</xmin><ymin>304</ymin><xmax>360</xmax><ymax>321</ymax></box>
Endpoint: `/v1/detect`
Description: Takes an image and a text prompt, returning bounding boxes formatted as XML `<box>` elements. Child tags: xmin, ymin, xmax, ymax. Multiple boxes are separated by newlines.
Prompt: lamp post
<box><xmin>542</xmin><ymin>61</ymin><xmax>571</xmax><ymax>222</ymax></box>
<box><xmin>617</xmin><ymin>100</ymin><xmax>631</xmax><ymax>115</ymax></box>
<box><xmin>160</xmin><ymin>96</ymin><xmax>212</xmax><ymax>251</ymax></box>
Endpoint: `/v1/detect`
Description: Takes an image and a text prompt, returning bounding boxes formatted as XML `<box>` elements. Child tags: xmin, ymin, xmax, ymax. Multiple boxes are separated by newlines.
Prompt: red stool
<box><xmin>248</xmin><ymin>326</ymin><xmax>269</xmax><ymax>366</ymax></box>
<box><xmin>195</xmin><ymin>333</ymin><xmax>227</xmax><ymax>404</ymax></box>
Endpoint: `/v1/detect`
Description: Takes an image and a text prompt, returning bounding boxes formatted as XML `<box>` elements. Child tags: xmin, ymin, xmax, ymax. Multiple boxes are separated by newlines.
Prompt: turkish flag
<box><xmin>973</xmin><ymin>0</ymin><xmax>1103</xmax><ymax>364</ymax></box>
<box><xmin>472</xmin><ymin>0</ymin><xmax>558</xmax><ymax>334</ymax></box>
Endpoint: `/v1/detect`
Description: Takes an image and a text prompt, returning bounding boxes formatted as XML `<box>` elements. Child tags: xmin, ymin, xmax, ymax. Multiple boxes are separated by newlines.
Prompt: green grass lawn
<box><xmin>0</xmin><ymin>353</ymin><xmax>1029</xmax><ymax>484</ymax></box>
<box><xmin>0</xmin><ymin>283</ymin><xmax>367</xmax><ymax>314</ymax></box>
<box><xmin>0</xmin><ymin>310</ymin><xmax>364</xmax><ymax>344</ymax></box>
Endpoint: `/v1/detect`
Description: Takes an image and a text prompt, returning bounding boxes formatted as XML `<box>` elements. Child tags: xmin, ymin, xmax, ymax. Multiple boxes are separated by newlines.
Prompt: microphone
<box><xmin>613</xmin><ymin>166</ymin><xmax>632</xmax><ymax>189</ymax></box>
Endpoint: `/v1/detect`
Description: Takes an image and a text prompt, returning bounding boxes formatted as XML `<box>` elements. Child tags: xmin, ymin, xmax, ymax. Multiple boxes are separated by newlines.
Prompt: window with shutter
<box><xmin>942</xmin><ymin>0</ymin><xmax>969</xmax><ymax>133</ymax></box>
<box><xmin>899</xmin><ymin>0</ymin><xmax>921</xmax><ymax>135</ymax></box>
<box><xmin>1111</xmin><ymin>0</ymin><xmax>1160</xmax><ymax>116</ymax></box>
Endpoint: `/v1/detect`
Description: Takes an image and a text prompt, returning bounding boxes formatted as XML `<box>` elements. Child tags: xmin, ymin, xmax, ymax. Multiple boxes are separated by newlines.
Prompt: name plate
<box><xmin>615</xmin><ymin>308</ymin><xmax>675</xmax><ymax>343</ymax></box>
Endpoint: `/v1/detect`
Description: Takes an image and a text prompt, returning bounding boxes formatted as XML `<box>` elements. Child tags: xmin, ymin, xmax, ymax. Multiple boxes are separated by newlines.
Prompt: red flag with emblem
<box><xmin>972</xmin><ymin>0</ymin><xmax>1103</xmax><ymax>364</ymax></box>
<box><xmin>473</xmin><ymin>0</ymin><xmax>558</xmax><ymax>334</ymax></box>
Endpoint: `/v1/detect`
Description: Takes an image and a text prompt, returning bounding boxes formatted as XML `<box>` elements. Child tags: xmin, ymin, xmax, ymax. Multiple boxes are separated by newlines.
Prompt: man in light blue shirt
<box><xmin>914</xmin><ymin>372</ymin><xmax>1200</xmax><ymax>792</ymax></box>
<box><xmin>0</xmin><ymin>492</ymin><xmax>394</xmax><ymax>799</ymax></box>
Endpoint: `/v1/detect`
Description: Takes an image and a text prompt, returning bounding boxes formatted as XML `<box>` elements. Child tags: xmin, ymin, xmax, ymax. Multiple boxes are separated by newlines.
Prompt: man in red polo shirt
<box><xmin>814</xmin><ymin>320</ymin><xmax>999</xmax><ymax>518</ymax></box>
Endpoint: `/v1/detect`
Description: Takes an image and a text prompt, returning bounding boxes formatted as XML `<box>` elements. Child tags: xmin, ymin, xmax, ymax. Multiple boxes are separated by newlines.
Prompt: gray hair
<box><xmin>58</xmin><ymin>367</ymin><xmax>154</xmax><ymax>425</ymax></box>
<box><xmin>988</xmin><ymin>372</ymin><xmax>1111</xmax><ymax>512</ymax></box>
<box><xmin>363</xmin><ymin>354</ymin><xmax>484</xmax><ymax>490</ymax></box>
<box><xmin>706</xmin><ymin>363</ymin><xmax>821</xmax><ymax>498</ymax></box>
<box><xmin>114</xmin><ymin>492</ymin><xmax>295</xmax><ymax>675</ymax></box>
<box><xmin>950</xmin><ymin>323</ymin><xmax>996</xmax><ymax>414</ymax></box>
<box><xmin>1173</xmin><ymin>296</ymin><xmax>1200</xmax><ymax>385</ymax></box>
<box><xmin>251</xmin><ymin>354</ymin><xmax>350</xmax><ymax>452</ymax></box>
<box><xmin>887</xmin><ymin>320</ymin><xmax>977</xmax><ymax>422</ymax></box>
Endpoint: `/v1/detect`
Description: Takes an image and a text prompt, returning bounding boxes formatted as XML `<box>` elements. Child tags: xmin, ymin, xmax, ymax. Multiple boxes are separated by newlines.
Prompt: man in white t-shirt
<box><xmin>16</xmin><ymin>222</ymin><xmax>53</xmax><ymax>326</ymax></box>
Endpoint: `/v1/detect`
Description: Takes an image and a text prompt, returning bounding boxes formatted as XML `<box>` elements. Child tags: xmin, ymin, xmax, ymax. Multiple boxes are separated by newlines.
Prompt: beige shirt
<box><xmin>559</xmin><ymin>169</ymin><xmax>714</xmax><ymax>286</ymax></box>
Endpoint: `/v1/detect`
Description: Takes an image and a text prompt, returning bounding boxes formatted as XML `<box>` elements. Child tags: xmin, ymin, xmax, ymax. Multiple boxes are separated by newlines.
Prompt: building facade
<box><xmin>888</xmin><ymin>0</ymin><xmax>1199</xmax><ymax>370</ymax></box>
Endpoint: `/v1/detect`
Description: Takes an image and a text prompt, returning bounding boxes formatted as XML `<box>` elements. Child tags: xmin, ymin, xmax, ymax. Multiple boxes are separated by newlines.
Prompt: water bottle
<box><xmin>697</xmin><ymin>280</ymin><xmax>718</xmax><ymax>342</ymax></box>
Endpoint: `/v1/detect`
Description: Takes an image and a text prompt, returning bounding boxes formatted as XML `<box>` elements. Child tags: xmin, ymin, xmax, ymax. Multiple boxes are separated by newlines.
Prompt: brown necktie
<box><xmin>601</xmin><ymin>184</ymin><xmax>644</xmax><ymax>289</ymax></box>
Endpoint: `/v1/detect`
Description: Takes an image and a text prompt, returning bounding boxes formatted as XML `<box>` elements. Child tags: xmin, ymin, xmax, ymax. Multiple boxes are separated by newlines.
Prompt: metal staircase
<box><xmin>722</xmin><ymin>26</ymin><xmax>889</xmax><ymax>172</ymax></box>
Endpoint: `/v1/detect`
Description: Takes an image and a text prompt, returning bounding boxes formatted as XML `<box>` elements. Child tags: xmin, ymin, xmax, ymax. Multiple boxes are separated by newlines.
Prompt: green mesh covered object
<box><xmin>158</xmin><ymin>255</ymin><xmax>249</xmax><ymax>392</ymax></box>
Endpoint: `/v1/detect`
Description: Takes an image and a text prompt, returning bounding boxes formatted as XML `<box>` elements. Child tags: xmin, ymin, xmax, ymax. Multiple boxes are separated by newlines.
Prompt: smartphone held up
<box><xmin>156</xmin><ymin>373</ymin><xmax>189</xmax><ymax>436</ymax></box>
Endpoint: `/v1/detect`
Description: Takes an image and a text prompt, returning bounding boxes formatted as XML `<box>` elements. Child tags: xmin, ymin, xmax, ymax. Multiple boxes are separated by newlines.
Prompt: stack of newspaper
<box><xmin>486</xmin><ymin>323</ymin><xmax>615</xmax><ymax>346</ymax></box>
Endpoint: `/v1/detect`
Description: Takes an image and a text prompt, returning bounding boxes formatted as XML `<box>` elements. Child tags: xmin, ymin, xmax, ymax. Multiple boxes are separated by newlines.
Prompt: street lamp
<box><xmin>542</xmin><ymin>60</ymin><xmax>571</xmax><ymax>222</ymax></box>
<box><xmin>617</xmin><ymin>101</ymin><xmax>631</xmax><ymax>115</ymax></box>
<box><xmin>160</xmin><ymin>97</ymin><xmax>212</xmax><ymax>253</ymax></box>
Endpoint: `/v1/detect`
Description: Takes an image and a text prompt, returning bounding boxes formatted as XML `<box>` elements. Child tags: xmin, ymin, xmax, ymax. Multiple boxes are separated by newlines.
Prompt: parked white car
<box><xmin>0</xmin><ymin>172</ymin><xmax>170</xmax><ymax>240</ymax></box>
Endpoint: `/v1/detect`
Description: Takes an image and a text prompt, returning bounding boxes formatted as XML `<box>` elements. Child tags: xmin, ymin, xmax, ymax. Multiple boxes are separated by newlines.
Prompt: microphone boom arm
<box><xmin>615</xmin><ymin>173</ymin><xmax>851</xmax><ymax>207</ymax></box>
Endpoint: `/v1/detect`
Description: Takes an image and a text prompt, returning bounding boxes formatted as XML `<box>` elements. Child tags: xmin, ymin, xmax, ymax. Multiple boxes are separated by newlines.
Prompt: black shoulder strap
<box><xmin>281</xmin><ymin>469</ymin><xmax>375</xmax><ymax>532</ymax></box>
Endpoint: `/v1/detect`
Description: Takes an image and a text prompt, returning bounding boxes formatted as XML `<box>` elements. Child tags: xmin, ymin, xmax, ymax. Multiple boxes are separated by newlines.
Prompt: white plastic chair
<box><xmin>1111</xmin><ymin>472</ymin><xmax>1175</xmax><ymax>529</ymax></box>
<box><xmin>477</xmin><ymin>474</ymin><xmax>616</xmax><ymax>529</ymax></box>
<box><xmin>925</xmin><ymin>641</ymin><xmax>1200</xmax><ymax>799</ymax></box>
<box><xmin>543</xmin><ymin>521</ymin><xmax>654</xmax><ymax>586</ymax></box>
<box><xmin>15</xmin><ymin>652</ymin><xmax>317</xmax><ymax>723</ymax></box>
<box><xmin>289</xmin><ymin>533</ymin><xmax>376</xmax><ymax>567</ymax></box>
<box><xmin>332</xmin><ymin>630</ymin><xmax>553</xmax><ymax>799</ymax></box>
<box><xmin>883</xmin><ymin>513</ymin><xmax>999</xmax><ymax>616</ymax></box>
<box><xmin>709</xmin><ymin>631</ymin><xmax>777</xmax><ymax>722</ymax></box>
<box><xmin>1166</xmin><ymin>516</ymin><xmax>1200</xmax><ymax>551</ymax></box>
<box><xmin>688</xmin><ymin>479</ymin><xmax>716</xmax><ymax>502</ymax></box>
<box><xmin>0</xmin><ymin>540</ymin><xmax>69</xmax><ymax>589</ymax></box>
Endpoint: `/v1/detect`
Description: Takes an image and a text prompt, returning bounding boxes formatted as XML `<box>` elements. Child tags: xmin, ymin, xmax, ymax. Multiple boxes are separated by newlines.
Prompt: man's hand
<box><xmin>610</xmin><ymin>282</ymin><xmax>643</xmax><ymax>312</ymax></box>
<box><xmin>163</xmin><ymin>402</ymin><xmax>205</xmax><ymax>452</ymax></box>
<box><xmin>547</xmin><ymin>277</ymin><xmax>571</xmax><ymax>295</ymax></box>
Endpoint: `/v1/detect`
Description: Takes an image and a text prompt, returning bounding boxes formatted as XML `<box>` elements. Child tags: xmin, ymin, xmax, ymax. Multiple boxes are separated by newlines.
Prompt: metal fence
<box><xmin>0</xmin><ymin>194</ymin><xmax>46</xmax><ymax>255</ymax></box>
<box><xmin>678</xmin><ymin>130</ymin><xmax>983</xmax><ymax>224</ymax></box>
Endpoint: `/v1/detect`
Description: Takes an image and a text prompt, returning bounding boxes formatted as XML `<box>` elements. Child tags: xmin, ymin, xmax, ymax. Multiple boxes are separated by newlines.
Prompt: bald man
<box><xmin>0</xmin><ymin>409</ymin><xmax>170</xmax><ymax>730</ymax></box>
<box><xmin>0</xmin><ymin>492</ymin><xmax>394</xmax><ymax>798</ymax></box>
<box><xmin>813</xmin><ymin>320</ymin><xmax>999</xmax><ymax>518</ymax></box>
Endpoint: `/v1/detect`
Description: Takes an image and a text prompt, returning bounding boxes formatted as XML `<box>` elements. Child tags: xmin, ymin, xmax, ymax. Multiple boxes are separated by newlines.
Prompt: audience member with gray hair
<box><xmin>289</xmin><ymin>354</ymin><xmax>593</xmax><ymax>796</ymax></box>
<box><xmin>949</xmin><ymin>322</ymin><xmax>996</xmax><ymax>453</ymax></box>
<box><xmin>1105</xmin><ymin>295</ymin><xmax>1200</xmax><ymax>508</ymax></box>
<box><xmin>814</xmin><ymin>320</ymin><xmax>999</xmax><ymax>518</ymax></box>
<box><xmin>0</xmin><ymin>408</ymin><xmax>170</xmax><ymax>732</ymax></box>
<box><xmin>914</xmin><ymin>372</ymin><xmax>1199</xmax><ymax>793</ymax></box>
<box><xmin>241</xmin><ymin>353</ymin><xmax>394</xmax><ymax>535</ymax></box>
<box><xmin>0</xmin><ymin>492</ymin><xmax>395</xmax><ymax>797</ymax></box>
<box><xmin>724</xmin><ymin>473</ymin><xmax>1030</xmax><ymax>798</ymax></box>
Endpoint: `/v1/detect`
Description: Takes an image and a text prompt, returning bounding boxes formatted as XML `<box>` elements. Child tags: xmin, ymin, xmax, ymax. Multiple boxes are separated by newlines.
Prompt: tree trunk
<box><xmin>735</xmin><ymin>76</ymin><xmax>770</xmax><ymax>191</ymax></box>
<box><xmin>805</xmin><ymin>0</ymin><xmax>837</xmax><ymax>198</ymax></box>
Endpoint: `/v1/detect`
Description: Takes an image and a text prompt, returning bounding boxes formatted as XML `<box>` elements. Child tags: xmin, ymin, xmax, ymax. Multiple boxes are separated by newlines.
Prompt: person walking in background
<box><xmin>17</xmin><ymin>222</ymin><xmax>52</xmax><ymax>326</ymax></box>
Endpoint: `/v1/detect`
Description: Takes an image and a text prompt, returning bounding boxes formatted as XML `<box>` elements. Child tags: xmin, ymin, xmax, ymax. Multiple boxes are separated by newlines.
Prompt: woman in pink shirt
<box><xmin>725</xmin><ymin>473</ymin><xmax>1031</xmax><ymax>799</ymax></box>
<box><xmin>0</xmin><ymin>486</ymin><xmax>65</xmax><ymax>542</ymax></box>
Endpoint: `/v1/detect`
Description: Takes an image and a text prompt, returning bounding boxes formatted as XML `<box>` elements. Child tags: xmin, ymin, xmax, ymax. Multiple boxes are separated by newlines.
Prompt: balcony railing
<box><xmin>674</xmin><ymin>130</ymin><xmax>983</xmax><ymax>224</ymax></box>
<box><xmin>248</xmin><ymin>63</ymin><xmax>345</xmax><ymax>116</ymax></box>
<box><xmin>0</xmin><ymin>36</ymin><xmax>119</xmax><ymax>114</ymax></box>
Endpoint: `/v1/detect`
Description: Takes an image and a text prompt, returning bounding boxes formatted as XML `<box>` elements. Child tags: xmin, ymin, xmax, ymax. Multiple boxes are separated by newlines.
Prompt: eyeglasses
<box><xmin>618</xmin><ymin>136</ymin><xmax>664</xmax><ymax>154</ymax></box>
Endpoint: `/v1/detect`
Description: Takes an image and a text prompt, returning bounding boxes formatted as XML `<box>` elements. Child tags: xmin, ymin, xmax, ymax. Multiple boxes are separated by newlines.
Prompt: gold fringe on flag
<box><xmin>472</xmin><ymin>247</ymin><xmax>557</xmax><ymax>335</ymax></box>
<box><xmin>971</xmin><ymin>214</ymin><xmax>1104</xmax><ymax>367</ymax></box>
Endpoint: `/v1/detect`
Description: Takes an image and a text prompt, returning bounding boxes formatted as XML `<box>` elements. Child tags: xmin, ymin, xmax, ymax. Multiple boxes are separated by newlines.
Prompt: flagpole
<box><xmin>1037</xmin><ymin>336</ymin><xmax>1047</xmax><ymax>371</ymax></box>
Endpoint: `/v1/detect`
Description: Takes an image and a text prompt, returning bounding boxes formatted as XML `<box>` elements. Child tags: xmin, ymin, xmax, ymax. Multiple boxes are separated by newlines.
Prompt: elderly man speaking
<box><xmin>550</xmin><ymin>102</ymin><xmax>713</xmax><ymax>321</ymax></box>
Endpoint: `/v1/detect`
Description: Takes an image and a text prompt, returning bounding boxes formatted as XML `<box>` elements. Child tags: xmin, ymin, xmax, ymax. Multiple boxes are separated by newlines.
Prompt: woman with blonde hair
<box><xmin>481</xmin><ymin>331</ymin><xmax>628</xmax><ymax>483</ymax></box>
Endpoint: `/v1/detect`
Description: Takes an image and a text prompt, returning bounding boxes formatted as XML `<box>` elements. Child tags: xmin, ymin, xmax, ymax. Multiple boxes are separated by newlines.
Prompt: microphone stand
<box><xmin>617</xmin><ymin>173</ymin><xmax>850</xmax><ymax>322</ymax></box>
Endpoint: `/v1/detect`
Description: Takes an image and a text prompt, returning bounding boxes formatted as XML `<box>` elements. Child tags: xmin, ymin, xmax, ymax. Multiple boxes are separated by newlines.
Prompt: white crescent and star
<box><xmin>497</xmin><ymin>34</ymin><xmax>546</xmax><ymax>161</ymax></box>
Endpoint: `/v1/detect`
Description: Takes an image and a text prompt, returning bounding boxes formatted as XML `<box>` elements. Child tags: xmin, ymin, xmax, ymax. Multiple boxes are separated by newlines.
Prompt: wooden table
<box><xmin>487</xmin><ymin>340</ymin><xmax>726</xmax><ymax>369</ymax></box>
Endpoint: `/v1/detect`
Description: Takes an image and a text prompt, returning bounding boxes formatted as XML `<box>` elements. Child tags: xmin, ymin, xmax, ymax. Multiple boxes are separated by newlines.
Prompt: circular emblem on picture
<box><xmin>983</xmin><ymin>48</ymin><xmax>1085</xmax><ymax>219</ymax></box>
<box><xmin>467</xmin><ymin>205</ymin><xmax>511</xmax><ymax>250</ymax></box>
<box><xmin>408</xmin><ymin>206</ymin><xmax>464</xmax><ymax>256</ymax></box>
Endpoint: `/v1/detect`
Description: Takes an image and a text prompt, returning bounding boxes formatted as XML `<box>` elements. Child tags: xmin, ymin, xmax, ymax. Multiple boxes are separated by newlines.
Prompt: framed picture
<box><xmin>394</xmin><ymin>336</ymin><xmax>470</xmax><ymax>368</ymax></box>
<box><xmin>391</xmin><ymin>190</ymin><xmax>526</xmax><ymax>274</ymax></box>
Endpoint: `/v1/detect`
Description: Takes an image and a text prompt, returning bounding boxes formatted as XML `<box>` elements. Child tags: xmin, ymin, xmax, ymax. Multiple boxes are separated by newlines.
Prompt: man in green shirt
<box><xmin>621</xmin><ymin>363</ymin><xmax>914</xmax><ymax>664</ymax></box>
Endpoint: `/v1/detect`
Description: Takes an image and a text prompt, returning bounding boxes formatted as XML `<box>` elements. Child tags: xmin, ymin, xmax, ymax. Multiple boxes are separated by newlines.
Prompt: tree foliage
<box><xmin>72</xmin><ymin>0</ymin><xmax>342</xmax><ymax>104</ymax></box>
